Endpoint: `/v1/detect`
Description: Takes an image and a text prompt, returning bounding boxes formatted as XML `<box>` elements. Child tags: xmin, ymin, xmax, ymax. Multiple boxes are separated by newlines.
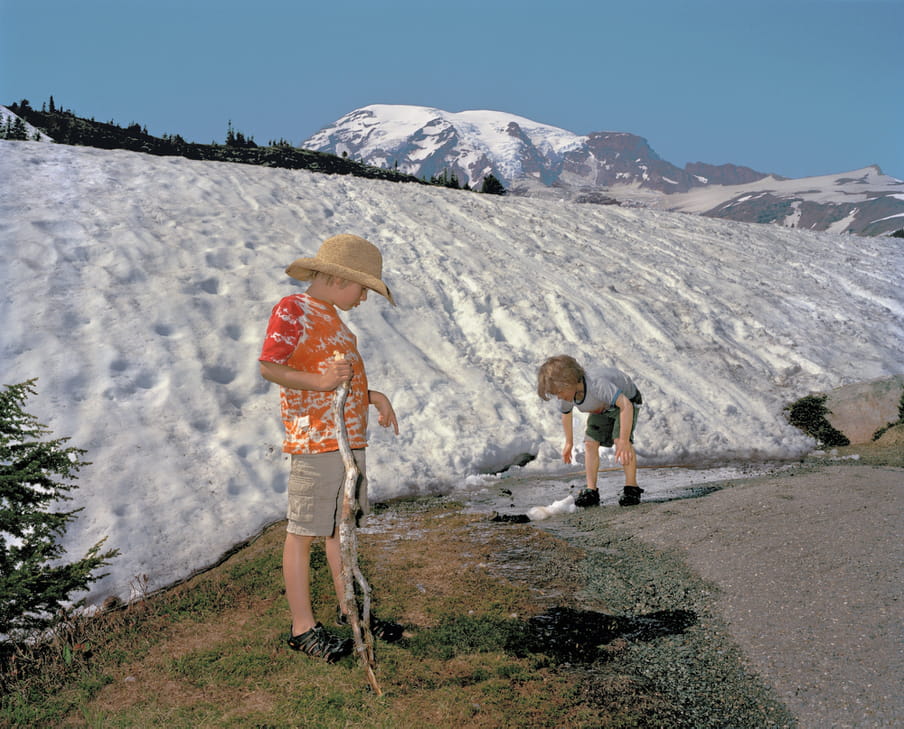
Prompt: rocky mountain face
<box><xmin>684</xmin><ymin>161</ymin><xmax>772</xmax><ymax>186</ymax></box>
<box><xmin>302</xmin><ymin>105</ymin><xmax>904</xmax><ymax>236</ymax></box>
<box><xmin>559</xmin><ymin>132</ymin><xmax>703</xmax><ymax>192</ymax></box>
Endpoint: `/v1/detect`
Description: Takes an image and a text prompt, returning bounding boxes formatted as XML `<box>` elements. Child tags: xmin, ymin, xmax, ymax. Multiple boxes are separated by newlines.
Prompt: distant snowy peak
<box><xmin>303</xmin><ymin>104</ymin><xmax>587</xmax><ymax>188</ymax></box>
<box><xmin>302</xmin><ymin>104</ymin><xmax>779</xmax><ymax>194</ymax></box>
<box><xmin>302</xmin><ymin>104</ymin><xmax>904</xmax><ymax>236</ymax></box>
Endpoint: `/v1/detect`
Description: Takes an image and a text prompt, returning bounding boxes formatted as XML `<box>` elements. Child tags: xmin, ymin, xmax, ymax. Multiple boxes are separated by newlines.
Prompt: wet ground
<box><xmin>455</xmin><ymin>461</ymin><xmax>787</xmax><ymax>517</ymax></box>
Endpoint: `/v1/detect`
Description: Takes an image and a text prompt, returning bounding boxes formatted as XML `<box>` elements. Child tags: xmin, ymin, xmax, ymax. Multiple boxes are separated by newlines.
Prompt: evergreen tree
<box><xmin>0</xmin><ymin>380</ymin><xmax>118</xmax><ymax>645</ymax></box>
<box><xmin>430</xmin><ymin>169</ymin><xmax>462</xmax><ymax>189</ymax></box>
<box><xmin>9</xmin><ymin>117</ymin><xmax>28</xmax><ymax>141</ymax></box>
<box><xmin>225</xmin><ymin>120</ymin><xmax>256</xmax><ymax>148</ymax></box>
<box><xmin>480</xmin><ymin>173</ymin><xmax>506</xmax><ymax>195</ymax></box>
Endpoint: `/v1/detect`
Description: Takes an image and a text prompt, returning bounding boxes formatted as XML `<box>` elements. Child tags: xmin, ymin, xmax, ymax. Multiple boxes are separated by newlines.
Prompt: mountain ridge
<box><xmin>302</xmin><ymin>104</ymin><xmax>904</xmax><ymax>237</ymax></box>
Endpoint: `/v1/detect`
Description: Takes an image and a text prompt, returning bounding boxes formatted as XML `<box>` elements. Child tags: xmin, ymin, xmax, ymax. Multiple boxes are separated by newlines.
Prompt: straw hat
<box><xmin>286</xmin><ymin>234</ymin><xmax>395</xmax><ymax>305</ymax></box>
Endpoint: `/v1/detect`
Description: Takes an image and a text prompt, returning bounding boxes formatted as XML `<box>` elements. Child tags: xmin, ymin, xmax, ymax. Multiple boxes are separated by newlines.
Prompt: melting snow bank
<box><xmin>2</xmin><ymin>141</ymin><xmax>901</xmax><ymax>604</ymax></box>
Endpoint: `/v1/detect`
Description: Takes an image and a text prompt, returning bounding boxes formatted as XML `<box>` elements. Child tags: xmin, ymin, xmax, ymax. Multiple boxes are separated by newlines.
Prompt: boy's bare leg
<box><xmin>624</xmin><ymin>457</ymin><xmax>638</xmax><ymax>487</ymax></box>
<box><xmin>584</xmin><ymin>439</ymin><xmax>600</xmax><ymax>490</ymax></box>
<box><xmin>284</xmin><ymin>533</ymin><xmax>316</xmax><ymax>636</ymax></box>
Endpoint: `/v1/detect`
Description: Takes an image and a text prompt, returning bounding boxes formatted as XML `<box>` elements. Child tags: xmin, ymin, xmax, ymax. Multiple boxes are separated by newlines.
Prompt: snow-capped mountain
<box><xmin>662</xmin><ymin>165</ymin><xmax>904</xmax><ymax>237</ymax></box>
<box><xmin>302</xmin><ymin>105</ymin><xmax>904</xmax><ymax>236</ymax></box>
<box><xmin>302</xmin><ymin>104</ymin><xmax>587</xmax><ymax>189</ymax></box>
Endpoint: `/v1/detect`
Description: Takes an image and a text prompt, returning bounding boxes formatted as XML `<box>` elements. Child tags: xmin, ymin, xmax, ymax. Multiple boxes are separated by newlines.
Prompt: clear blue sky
<box><xmin>2</xmin><ymin>0</ymin><xmax>901</xmax><ymax>180</ymax></box>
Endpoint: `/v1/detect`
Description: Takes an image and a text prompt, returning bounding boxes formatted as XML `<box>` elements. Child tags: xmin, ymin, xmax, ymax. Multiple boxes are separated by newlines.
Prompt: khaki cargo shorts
<box><xmin>286</xmin><ymin>450</ymin><xmax>369</xmax><ymax>537</ymax></box>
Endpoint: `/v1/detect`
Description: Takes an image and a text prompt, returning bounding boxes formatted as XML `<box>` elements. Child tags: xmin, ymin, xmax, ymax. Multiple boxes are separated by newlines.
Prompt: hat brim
<box><xmin>286</xmin><ymin>258</ymin><xmax>395</xmax><ymax>306</ymax></box>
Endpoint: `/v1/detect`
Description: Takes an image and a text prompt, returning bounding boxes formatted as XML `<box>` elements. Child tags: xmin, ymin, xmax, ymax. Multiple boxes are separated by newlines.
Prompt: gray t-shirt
<box><xmin>559</xmin><ymin>365</ymin><xmax>637</xmax><ymax>414</ymax></box>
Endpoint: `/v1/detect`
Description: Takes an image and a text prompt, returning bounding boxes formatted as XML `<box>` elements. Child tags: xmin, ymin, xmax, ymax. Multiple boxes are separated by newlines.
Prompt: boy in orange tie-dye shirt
<box><xmin>260</xmin><ymin>234</ymin><xmax>401</xmax><ymax>662</ymax></box>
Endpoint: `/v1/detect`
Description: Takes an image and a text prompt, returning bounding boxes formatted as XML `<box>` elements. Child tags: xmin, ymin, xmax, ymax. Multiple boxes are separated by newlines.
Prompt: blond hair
<box><xmin>537</xmin><ymin>355</ymin><xmax>585</xmax><ymax>400</ymax></box>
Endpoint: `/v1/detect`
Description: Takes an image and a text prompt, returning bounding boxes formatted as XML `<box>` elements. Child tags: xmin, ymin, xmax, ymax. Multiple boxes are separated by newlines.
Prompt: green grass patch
<box><xmin>1</xmin><ymin>499</ymin><xmax>802</xmax><ymax>728</ymax></box>
<box><xmin>407</xmin><ymin>614</ymin><xmax>519</xmax><ymax>660</ymax></box>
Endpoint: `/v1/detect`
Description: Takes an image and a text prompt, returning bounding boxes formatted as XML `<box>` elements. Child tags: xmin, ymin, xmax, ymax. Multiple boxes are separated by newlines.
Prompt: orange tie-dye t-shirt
<box><xmin>260</xmin><ymin>293</ymin><xmax>369</xmax><ymax>454</ymax></box>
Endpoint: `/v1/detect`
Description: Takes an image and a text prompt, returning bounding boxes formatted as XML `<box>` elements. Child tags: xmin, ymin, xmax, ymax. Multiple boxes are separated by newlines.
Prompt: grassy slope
<box><xmin>2</xmin><ymin>486</ymin><xmax>806</xmax><ymax>729</ymax></box>
<box><xmin>4</xmin><ymin>445</ymin><xmax>898</xmax><ymax>728</ymax></box>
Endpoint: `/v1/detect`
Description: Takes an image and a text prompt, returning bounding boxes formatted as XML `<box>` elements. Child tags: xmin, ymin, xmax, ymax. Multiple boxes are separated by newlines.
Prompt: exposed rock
<box><xmin>685</xmin><ymin>161</ymin><xmax>772</xmax><ymax>186</ymax></box>
<box><xmin>823</xmin><ymin>375</ymin><xmax>904</xmax><ymax>443</ymax></box>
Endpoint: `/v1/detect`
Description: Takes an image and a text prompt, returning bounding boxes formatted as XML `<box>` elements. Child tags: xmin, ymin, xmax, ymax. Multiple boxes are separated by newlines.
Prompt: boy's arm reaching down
<box><xmin>561</xmin><ymin>412</ymin><xmax>574</xmax><ymax>463</ymax></box>
<box><xmin>613</xmin><ymin>393</ymin><xmax>636</xmax><ymax>465</ymax></box>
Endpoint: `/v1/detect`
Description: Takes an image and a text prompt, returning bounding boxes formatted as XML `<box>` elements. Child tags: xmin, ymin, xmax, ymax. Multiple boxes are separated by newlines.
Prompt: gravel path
<box><xmin>597</xmin><ymin>463</ymin><xmax>903</xmax><ymax>729</ymax></box>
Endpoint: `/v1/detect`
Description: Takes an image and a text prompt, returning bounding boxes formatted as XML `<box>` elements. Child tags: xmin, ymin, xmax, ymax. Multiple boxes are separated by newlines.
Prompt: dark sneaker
<box><xmin>287</xmin><ymin>623</ymin><xmax>353</xmax><ymax>662</ymax></box>
<box><xmin>337</xmin><ymin>606</ymin><xmax>404</xmax><ymax>643</ymax></box>
<box><xmin>618</xmin><ymin>485</ymin><xmax>644</xmax><ymax>506</ymax></box>
<box><xmin>574</xmin><ymin>488</ymin><xmax>600</xmax><ymax>507</ymax></box>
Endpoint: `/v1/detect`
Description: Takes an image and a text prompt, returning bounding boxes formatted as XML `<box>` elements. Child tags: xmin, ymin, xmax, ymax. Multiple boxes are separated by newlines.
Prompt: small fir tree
<box><xmin>0</xmin><ymin>380</ymin><xmax>118</xmax><ymax>644</ymax></box>
<box><xmin>430</xmin><ymin>169</ymin><xmax>461</xmax><ymax>189</ymax></box>
<box><xmin>481</xmin><ymin>173</ymin><xmax>506</xmax><ymax>195</ymax></box>
<box><xmin>1</xmin><ymin>117</ymin><xmax>29</xmax><ymax>141</ymax></box>
<box><xmin>225</xmin><ymin>120</ymin><xmax>256</xmax><ymax>148</ymax></box>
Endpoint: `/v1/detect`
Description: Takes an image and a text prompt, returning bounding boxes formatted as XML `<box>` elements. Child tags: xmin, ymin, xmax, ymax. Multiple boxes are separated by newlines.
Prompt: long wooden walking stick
<box><xmin>332</xmin><ymin>352</ymin><xmax>382</xmax><ymax>695</ymax></box>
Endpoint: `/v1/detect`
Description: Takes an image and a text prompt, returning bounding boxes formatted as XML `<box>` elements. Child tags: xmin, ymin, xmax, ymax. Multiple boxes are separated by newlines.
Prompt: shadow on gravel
<box><xmin>521</xmin><ymin>606</ymin><xmax>698</xmax><ymax>663</ymax></box>
<box><xmin>640</xmin><ymin>484</ymin><xmax>724</xmax><ymax>505</ymax></box>
<box><xmin>408</xmin><ymin>606</ymin><xmax>697</xmax><ymax>665</ymax></box>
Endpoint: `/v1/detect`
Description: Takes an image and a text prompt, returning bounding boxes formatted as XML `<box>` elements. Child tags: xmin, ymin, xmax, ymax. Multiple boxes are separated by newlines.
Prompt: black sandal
<box><xmin>337</xmin><ymin>606</ymin><xmax>404</xmax><ymax>643</ymax></box>
<box><xmin>287</xmin><ymin>623</ymin><xmax>353</xmax><ymax>662</ymax></box>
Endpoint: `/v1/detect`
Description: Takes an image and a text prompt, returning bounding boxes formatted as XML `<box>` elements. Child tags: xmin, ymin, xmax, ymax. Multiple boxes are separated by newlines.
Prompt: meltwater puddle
<box><xmin>455</xmin><ymin>462</ymin><xmax>789</xmax><ymax>521</ymax></box>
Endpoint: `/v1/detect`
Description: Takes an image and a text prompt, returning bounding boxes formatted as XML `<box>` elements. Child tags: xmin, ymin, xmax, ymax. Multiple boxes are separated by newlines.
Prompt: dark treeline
<box><xmin>4</xmin><ymin>98</ymin><xmax>506</xmax><ymax>194</ymax></box>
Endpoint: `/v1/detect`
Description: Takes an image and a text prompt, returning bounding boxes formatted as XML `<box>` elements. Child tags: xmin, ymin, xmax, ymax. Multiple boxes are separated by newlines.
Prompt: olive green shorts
<box><xmin>286</xmin><ymin>450</ymin><xmax>368</xmax><ymax>537</ymax></box>
<box><xmin>585</xmin><ymin>405</ymin><xmax>639</xmax><ymax>448</ymax></box>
